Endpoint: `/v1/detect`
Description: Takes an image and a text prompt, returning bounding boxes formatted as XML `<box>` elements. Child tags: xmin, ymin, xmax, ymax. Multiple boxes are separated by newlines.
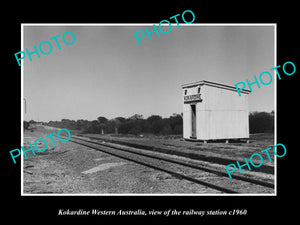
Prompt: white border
<box><xmin>21</xmin><ymin>23</ymin><xmax>277</xmax><ymax>196</ymax></box>
<box><xmin>274</xmin><ymin>23</ymin><xmax>277</xmax><ymax>196</ymax></box>
<box><xmin>21</xmin><ymin>23</ymin><xmax>24</xmax><ymax>195</ymax></box>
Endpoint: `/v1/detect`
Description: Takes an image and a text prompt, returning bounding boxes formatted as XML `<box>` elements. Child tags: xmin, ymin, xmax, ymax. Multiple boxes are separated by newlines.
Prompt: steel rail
<box><xmin>71</xmin><ymin>136</ymin><xmax>274</xmax><ymax>189</ymax></box>
<box><xmin>70</xmin><ymin>138</ymin><xmax>239</xmax><ymax>194</ymax></box>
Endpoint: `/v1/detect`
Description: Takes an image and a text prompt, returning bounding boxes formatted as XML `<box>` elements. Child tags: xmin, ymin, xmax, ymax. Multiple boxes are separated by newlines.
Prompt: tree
<box><xmin>44</xmin><ymin>112</ymin><xmax>185</xmax><ymax>135</ymax></box>
<box><xmin>29</xmin><ymin>119</ymin><xmax>36</xmax><ymax>124</ymax></box>
<box><xmin>97</xmin><ymin>116</ymin><xmax>108</xmax><ymax>124</ymax></box>
<box><xmin>173</xmin><ymin>124</ymin><xmax>183</xmax><ymax>134</ymax></box>
<box><xmin>147</xmin><ymin>115</ymin><xmax>162</xmax><ymax>123</ymax></box>
<box><xmin>161</xmin><ymin>124</ymin><xmax>172</xmax><ymax>135</ymax></box>
<box><xmin>167</xmin><ymin>114</ymin><xmax>182</xmax><ymax>132</ymax></box>
<box><xmin>150</xmin><ymin>120</ymin><xmax>164</xmax><ymax>134</ymax></box>
<box><xmin>115</xmin><ymin>117</ymin><xmax>126</xmax><ymax>123</ymax></box>
<box><xmin>129</xmin><ymin>114</ymin><xmax>144</xmax><ymax>120</ymax></box>
<box><xmin>24</xmin><ymin>121</ymin><xmax>30</xmax><ymax>130</ymax></box>
<box><xmin>249</xmin><ymin>112</ymin><xmax>274</xmax><ymax>133</ymax></box>
<box><xmin>119</xmin><ymin>122</ymin><xmax>130</xmax><ymax>134</ymax></box>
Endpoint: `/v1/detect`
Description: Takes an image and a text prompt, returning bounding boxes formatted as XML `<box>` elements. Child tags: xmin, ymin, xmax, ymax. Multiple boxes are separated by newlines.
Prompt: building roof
<box><xmin>181</xmin><ymin>80</ymin><xmax>251</xmax><ymax>94</ymax></box>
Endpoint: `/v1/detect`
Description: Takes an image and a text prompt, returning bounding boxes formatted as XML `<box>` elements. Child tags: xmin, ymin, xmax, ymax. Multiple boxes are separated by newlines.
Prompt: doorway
<box><xmin>191</xmin><ymin>104</ymin><xmax>196</xmax><ymax>138</ymax></box>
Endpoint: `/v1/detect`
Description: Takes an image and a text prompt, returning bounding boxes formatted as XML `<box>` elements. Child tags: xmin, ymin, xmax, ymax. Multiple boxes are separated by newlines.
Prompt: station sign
<box><xmin>184</xmin><ymin>94</ymin><xmax>202</xmax><ymax>104</ymax></box>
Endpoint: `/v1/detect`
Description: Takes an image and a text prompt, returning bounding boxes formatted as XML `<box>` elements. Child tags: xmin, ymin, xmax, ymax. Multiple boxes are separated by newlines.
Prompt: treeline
<box><xmin>44</xmin><ymin>114</ymin><xmax>183</xmax><ymax>135</ymax></box>
<box><xmin>32</xmin><ymin>111</ymin><xmax>274</xmax><ymax>135</ymax></box>
<box><xmin>249</xmin><ymin>111</ymin><xmax>274</xmax><ymax>133</ymax></box>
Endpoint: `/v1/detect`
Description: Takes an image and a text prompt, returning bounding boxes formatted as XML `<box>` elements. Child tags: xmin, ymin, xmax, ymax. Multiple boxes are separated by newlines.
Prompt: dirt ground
<box><xmin>23</xmin><ymin>127</ymin><xmax>224</xmax><ymax>194</ymax></box>
<box><xmin>22</xmin><ymin>126</ymin><xmax>274</xmax><ymax>194</ymax></box>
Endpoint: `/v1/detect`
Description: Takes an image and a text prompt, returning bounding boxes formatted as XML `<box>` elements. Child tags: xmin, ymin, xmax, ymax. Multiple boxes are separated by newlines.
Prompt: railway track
<box><xmin>69</xmin><ymin>135</ymin><xmax>274</xmax><ymax>194</ymax></box>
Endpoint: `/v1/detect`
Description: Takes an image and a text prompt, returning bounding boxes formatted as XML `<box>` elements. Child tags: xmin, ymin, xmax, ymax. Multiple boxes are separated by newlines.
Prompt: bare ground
<box><xmin>22</xmin><ymin>126</ymin><xmax>274</xmax><ymax>194</ymax></box>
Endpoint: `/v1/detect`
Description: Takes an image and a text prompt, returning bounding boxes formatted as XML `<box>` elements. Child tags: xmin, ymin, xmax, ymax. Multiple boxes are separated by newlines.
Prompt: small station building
<box><xmin>182</xmin><ymin>80</ymin><xmax>251</xmax><ymax>142</ymax></box>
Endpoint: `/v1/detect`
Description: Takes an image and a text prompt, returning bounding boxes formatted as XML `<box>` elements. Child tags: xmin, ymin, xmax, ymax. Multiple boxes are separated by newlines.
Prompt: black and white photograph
<box><xmin>21</xmin><ymin>24</ymin><xmax>275</xmax><ymax>195</ymax></box>
<box><xmin>4</xmin><ymin>5</ymin><xmax>297</xmax><ymax>223</ymax></box>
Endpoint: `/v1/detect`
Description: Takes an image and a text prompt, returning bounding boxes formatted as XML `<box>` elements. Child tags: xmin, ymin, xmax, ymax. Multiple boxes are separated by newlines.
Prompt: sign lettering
<box><xmin>184</xmin><ymin>94</ymin><xmax>202</xmax><ymax>103</ymax></box>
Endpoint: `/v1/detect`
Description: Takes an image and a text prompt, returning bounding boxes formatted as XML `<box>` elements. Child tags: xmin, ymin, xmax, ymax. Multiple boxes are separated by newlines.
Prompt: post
<box><xmin>23</xmin><ymin>98</ymin><xmax>27</xmax><ymax>114</ymax></box>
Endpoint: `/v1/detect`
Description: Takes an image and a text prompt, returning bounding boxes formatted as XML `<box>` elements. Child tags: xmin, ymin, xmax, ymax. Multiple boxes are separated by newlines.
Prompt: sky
<box><xmin>23</xmin><ymin>24</ymin><xmax>275</xmax><ymax>122</ymax></box>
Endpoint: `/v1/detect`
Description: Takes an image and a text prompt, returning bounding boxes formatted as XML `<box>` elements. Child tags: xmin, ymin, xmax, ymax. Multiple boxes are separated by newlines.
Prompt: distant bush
<box><xmin>249</xmin><ymin>111</ymin><xmax>274</xmax><ymax>133</ymax></box>
<box><xmin>44</xmin><ymin>111</ymin><xmax>272</xmax><ymax>135</ymax></box>
<box><xmin>24</xmin><ymin>121</ymin><xmax>29</xmax><ymax>130</ymax></box>
<box><xmin>44</xmin><ymin>114</ymin><xmax>183</xmax><ymax>135</ymax></box>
